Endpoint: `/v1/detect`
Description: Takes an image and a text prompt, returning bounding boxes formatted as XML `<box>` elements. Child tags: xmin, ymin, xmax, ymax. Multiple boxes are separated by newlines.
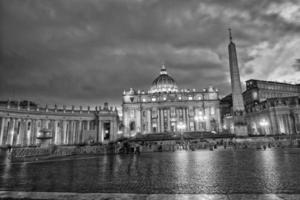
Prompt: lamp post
<box><xmin>177</xmin><ymin>122</ymin><xmax>186</xmax><ymax>149</ymax></box>
<box><xmin>259</xmin><ymin>119</ymin><xmax>269</xmax><ymax>136</ymax></box>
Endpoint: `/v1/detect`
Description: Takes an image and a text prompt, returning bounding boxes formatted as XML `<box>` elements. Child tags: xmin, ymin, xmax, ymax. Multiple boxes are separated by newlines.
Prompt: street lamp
<box><xmin>259</xmin><ymin>119</ymin><xmax>269</xmax><ymax>135</ymax></box>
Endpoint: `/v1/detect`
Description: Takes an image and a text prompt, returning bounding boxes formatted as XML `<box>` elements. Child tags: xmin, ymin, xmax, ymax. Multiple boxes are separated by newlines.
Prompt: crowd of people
<box><xmin>116</xmin><ymin>137</ymin><xmax>300</xmax><ymax>154</ymax></box>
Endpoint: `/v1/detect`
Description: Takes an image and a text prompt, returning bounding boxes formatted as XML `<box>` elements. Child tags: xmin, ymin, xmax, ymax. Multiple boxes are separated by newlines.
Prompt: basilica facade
<box><xmin>122</xmin><ymin>65</ymin><xmax>221</xmax><ymax>137</ymax></box>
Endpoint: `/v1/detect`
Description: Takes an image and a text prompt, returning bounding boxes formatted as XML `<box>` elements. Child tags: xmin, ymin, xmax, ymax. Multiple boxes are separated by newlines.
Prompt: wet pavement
<box><xmin>1</xmin><ymin>191</ymin><xmax>300</xmax><ymax>200</ymax></box>
<box><xmin>1</xmin><ymin>148</ymin><xmax>300</xmax><ymax>195</ymax></box>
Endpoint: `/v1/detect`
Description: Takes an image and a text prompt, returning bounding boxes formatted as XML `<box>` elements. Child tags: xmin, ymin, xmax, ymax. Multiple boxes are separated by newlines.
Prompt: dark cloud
<box><xmin>1</xmin><ymin>0</ymin><xmax>300</xmax><ymax>106</ymax></box>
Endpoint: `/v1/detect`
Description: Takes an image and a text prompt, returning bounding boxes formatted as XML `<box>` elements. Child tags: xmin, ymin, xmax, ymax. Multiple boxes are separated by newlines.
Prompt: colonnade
<box><xmin>0</xmin><ymin>117</ymin><xmax>97</xmax><ymax>147</ymax></box>
<box><xmin>247</xmin><ymin>111</ymin><xmax>300</xmax><ymax>135</ymax></box>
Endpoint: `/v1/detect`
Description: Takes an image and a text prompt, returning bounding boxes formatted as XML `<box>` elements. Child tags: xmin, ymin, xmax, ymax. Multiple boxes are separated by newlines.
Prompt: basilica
<box><xmin>122</xmin><ymin>65</ymin><xmax>221</xmax><ymax>137</ymax></box>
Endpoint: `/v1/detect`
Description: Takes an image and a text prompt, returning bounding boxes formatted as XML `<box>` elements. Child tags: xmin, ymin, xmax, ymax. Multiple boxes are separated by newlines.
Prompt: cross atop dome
<box><xmin>160</xmin><ymin>63</ymin><xmax>168</xmax><ymax>75</ymax></box>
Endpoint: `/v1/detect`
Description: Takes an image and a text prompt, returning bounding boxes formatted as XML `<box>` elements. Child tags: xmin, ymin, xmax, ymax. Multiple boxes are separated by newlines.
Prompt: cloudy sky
<box><xmin>1</xmin><ymin>0</ymin><xmax>300</xmax><ymax>107</ymax></box>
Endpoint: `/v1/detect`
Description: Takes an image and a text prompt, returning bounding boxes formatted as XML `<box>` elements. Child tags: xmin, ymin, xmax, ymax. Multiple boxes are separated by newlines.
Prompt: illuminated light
<box><xmin>142</xmin><ymin>99</ymin><xmax>146</xmax><ymax>102</ymax></box>
<box><xmin>259</xmin><ymin>119</ymin><xmax>269</xmax><ymax>127</ymax></box>
<box><xmin>252</xmin><ymin>91</ymin><xmax>258</xmax><ymax>100</ymax></box>
<box><xmin>117</xmin><ymin>130</ymin><xmax>123</xmax><ymax>134</ymax></box>
<box><xmin>152</xmin><ymin>98</ymin><xmax>156</xmax><ymax>102</ymax></box>
<box><xmin>188</xmin><ymin>96</ymin><xmax>193</xmax><ymax>100</ymax></box>
<box><xmin>163</xmin><ymin>97</ymin><xmax>166</xmax><ymax>100</ymax></box>
<box><xmin>177</xmin><ymin>122</ymin><xmax>186</xmax><ymax>130</ymax></box>
<box><xmin>194</xmin><ymin>114</ymin><xmax>207</xmax><ymax>122</ymax></box>
<box><xmin>178</xmin><ymin>96</ymin><xmax>182</xmax><ymax>100</ymax></box>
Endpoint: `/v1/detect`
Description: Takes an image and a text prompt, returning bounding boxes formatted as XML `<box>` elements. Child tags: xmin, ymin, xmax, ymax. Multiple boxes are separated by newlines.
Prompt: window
<box><xmin>27</xmin><ymin>122</ymin><xmax>31</xmax><ymax>131</ymax></box>
<box><xmin>152</xmin><ymin>124</ymin><xmax>157</xmax><ymax>132</ymax></box>
<box><xmin>130</xmin><ymin>121</ymin><xmax>135</xmax><ymax>131</ymax></box>
<box><xmin>210</xmin><ymin>107</ymin><xmax>215</xmax><ymax>115</ymax></box>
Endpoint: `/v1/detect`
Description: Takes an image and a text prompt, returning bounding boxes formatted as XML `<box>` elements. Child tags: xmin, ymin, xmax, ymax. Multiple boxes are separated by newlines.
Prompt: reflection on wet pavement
<box><xmin>1</xmin><ymin>149</ymin><xmax>300</xmax><ymax>194</ymax></box>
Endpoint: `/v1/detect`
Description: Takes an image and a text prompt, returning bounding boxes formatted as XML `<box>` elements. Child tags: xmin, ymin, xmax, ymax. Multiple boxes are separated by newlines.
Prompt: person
<box><xmin>7</xmin><ymin>145</ymin><xmax>12</xmax><ymax>153</ymax></box>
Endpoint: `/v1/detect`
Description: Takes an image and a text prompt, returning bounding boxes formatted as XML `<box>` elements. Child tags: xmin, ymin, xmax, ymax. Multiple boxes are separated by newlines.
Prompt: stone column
<box><xmin>2</xmin><ymin>119</ymin><xmax>10</xmax><ymax>145</ymax></box>
<box><xmin>86</xmin><ymin>120</ymin><xmax>90</xmax><ymax>131</ymax></box>
<box><xmin>29</xmin><ymin>120</ymin><xmax>35</xmax><ymax>145</ymax></box>
<box><xmin>70</xmin><ymin>121</ymin><xmax>75</xmax><ymax>144</ymax></box>
<box><xmin>183</xmin><ymin>108</ymin><xmax>186</xmax><ymax>130</ymax></box>
<box><xmin>98</xmin><ymin>120</ymin><xmax>103</xmax><ymax>143</ymax></box>
<box><xmin>109</xmin><ymin>121</ymin><xmax>113</xmax><ymax>141</ymax></box>
<box><xmin>75</xmin><ymin>121</ymin><xmax>79</xmax><ymax>144</ymax></box>
<box><xmin>67</xmin><ymin>120</ymin><xmax>71</xmax><ymax>144</ymax></box>
<box><xmin>186</xmin><ymin>108</ymin><xmax>190</xmax><ymax>131</ymax></box>
<box><xmin>72</xmin><ymin>121</ymin><xmax>76</xmax><ymax>144</ymax></box>
<box><xmin>25</xmin><ymin>120</ymin><xmax>31</xmax><ymax>146</ymax></box>
<box><xmin>69</xmin><ymin>121</ymin><xmax>73</xmax><ymax>144</ymax></box>
<box><xmin>12</xmin><ymin>119</ymin><xmax>19</xmax><ymax>146</ymax></box>
<box><xmin>63</xmin><ymin>120</ymin><xmax>67</xmax><ymax>144</ymax></box>
<box><xmin>33</xmin><ymin>120</ymin><xmax>38</xmax><ymax>145</ymax></box>
<box><xmin>8</xmin><ymin>119</ymin><xmax>15</xmax><ymax>146</ymax></box>
<box><xmin>65</xmin><ymin>121</ymin><xmax>70</xmax><ymax>144</ymax></box>
<box><xmin>19</xmin><ymin>120</ymin><xmax>26</xmax><ymax>146</ymax></box>
<box><xmin>0</xmin><ymin>118</ymin><xmax>6</xmax><ymax>145</ymax></box>
<box><xmin>216</xmin><ymin>107</ymin><xmax>222</xmax><ymax>132</ymax></box>
<box><xmin>282</xmin><ymin>114</ymin><xmax>288</xmax><ymax>134</ymax></box>
<box><xmin>167</xmin><ymin>109</ymin><xmax>171</xmax><ymax>132</ymax></box>
<box><xmin>205</xmin><ymin>107</ymin><xmax>210</xmax><ymax>131</ymax></box>
<box><xmin>194</xmin><ymin>107</ymin><xmax>198</xmax><ymax>131</ymax></box>
<box><xmin>78</xmin><ymin>121</ymin><xmax>82</xmax><ymax>144</ymax></box>
<box><xmin>157</xmin><ymin>109</ymin><xmax>160</xmax><ymax>132</ymax></box>
<box><xmin>16</xmin><ymin>120</ymin><xmax>22</xmax><ymax>145</ymax></box>
<box><xmin>161</xmin><ymin>109</ymin><xmax>164</xmax><ymax>132</ymax></box>
<box><xmin>54</xmin><ymin>120</ymin><xmax>59</xmax><ymax>145</ymax></box>
<box><xmin>57</xmin><ymin>120</ymin><xmax>62</xmax><ymax>145</ymax></box>
<box><xmin>49</xmin><ymin>120</ymin><xmax>55</xmax><ymax>145</ymax></box>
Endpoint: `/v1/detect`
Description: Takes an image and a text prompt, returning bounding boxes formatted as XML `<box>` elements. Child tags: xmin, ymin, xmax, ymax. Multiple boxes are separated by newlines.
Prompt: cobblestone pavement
<box><xmin>1</xmin><ymin>192</ymin><xmax>300</xmax><ymax>200</ymax></box>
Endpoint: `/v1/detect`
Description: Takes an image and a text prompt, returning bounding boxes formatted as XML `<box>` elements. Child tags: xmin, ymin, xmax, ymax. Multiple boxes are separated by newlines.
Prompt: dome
<box><xmin>149</xmin><ymin>65</ymin><xmax>179</xmax><ymax>93</ymax></box>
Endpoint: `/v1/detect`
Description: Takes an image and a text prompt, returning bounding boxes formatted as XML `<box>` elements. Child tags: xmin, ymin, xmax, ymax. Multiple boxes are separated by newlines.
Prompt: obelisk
<box><xmin>228</xmin><ymin>29</ymin><xmax>248</xmax><ymax>136</ymax></box>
